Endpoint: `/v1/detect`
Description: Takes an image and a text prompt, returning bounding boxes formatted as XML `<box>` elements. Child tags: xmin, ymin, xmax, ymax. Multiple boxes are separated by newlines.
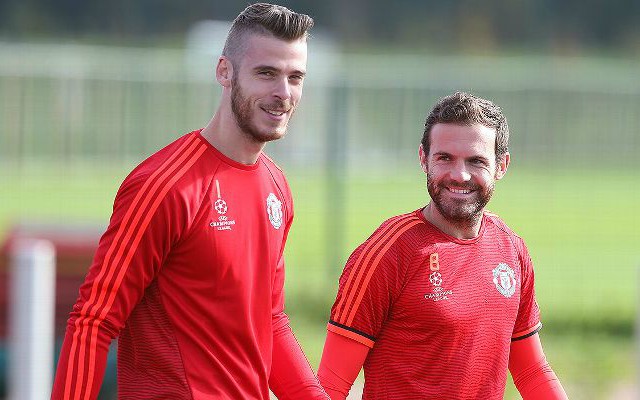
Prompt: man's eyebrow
<box><xmin>253</xmin><ymin>65</ymin><xmax>279</xmax><ymax>72</ymax></box>
<box><xmin>468</xmin><ymin>155</ymin><xmax>490</xmax><ymax>161</ymax></box>
<box><xmin>252</xmin><ymin>65</ymin><xmax>306</xmax><ymax>76</ymax></box>
<box><xmin>432</xmin><ymin>152</ymin><xmax>490</xmax><ymax>161</ymax></box>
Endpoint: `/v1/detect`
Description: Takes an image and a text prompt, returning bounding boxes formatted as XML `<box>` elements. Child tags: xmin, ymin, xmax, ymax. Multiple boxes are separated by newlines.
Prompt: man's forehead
<box><xmin>431</xmin><ymin>122</ymin><xmax>496</xmax><ymax>139</ymax></box>
<box><xmin>241</xmin><ymin>33</ymin><xmax>307</xmax><ymax>65</ymax></box>
<box><xmin>430</xmin><ymin>123</ymin><xmax>497</xmax><ymax>153</ymax></box>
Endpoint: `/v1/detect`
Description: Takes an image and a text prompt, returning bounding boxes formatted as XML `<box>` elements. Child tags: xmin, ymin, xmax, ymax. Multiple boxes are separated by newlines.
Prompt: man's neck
<box><xmin>200</xmin><ymin>114</ymin><xmax>264</xmax><ymax>165</ymax></box>
<box><xmin>422</xmin><ymin>203</ymin><xmax>482</xmax><ymax>240</ymax></box>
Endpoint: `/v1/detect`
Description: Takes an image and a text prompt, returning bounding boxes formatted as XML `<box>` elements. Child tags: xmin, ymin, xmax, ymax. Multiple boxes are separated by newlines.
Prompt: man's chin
<box><xmin>448</xmin><ymin>212</ymin><xmax>482</xmax><ymax>225</ymax></box>
<box><xmin>244</xmin><ymin>127</ymin><xmax>287</xmax><ymax>143</ymax></box>
<box><xmin>262</xmin><ymin>129</ymin><xmax>287</xmax><ymax>142</ymax></box>
<box><xmin>436</xmin><ymin>203</ymin><xmax>483</xmax><ymax>226</ymax></box>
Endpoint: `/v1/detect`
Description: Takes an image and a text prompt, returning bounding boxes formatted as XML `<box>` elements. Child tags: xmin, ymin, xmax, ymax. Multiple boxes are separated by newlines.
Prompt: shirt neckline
<box><xmin>415</xmin><ymin>208</ymin><xmax>486</xmax><ymax>245</ymax></box>
<box><xmin>195</xmin><ymin>130</ymin><xmax>261</xmax><ymax>171</ymax></box>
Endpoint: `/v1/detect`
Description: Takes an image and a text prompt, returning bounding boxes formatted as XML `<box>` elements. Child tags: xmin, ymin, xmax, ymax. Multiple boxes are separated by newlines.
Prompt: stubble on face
<box><xmin>230</xmin><ymin>75</ymin><xmax>293</xmax><ymax>144</ymax></box>
<box><xmin>426</xmin><ymin>171</ymin><xmax>496</xmax><ymax>228</ymax></box>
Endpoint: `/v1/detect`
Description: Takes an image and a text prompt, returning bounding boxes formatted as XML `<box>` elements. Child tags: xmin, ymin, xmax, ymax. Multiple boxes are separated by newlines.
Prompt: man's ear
<box><xmin>495</xmin><ymin>152</ymin><xmax>510</xmax><ymax>180</ymax></box>
<box><xmin>216</xmin><ymin>56</ymin><xmax>233</xmax><ymax>88</ymax></box>
<box><xmin>419</xmin><ymin>145</ymin><xmax>428</xmax><ymax>174</ymax></box>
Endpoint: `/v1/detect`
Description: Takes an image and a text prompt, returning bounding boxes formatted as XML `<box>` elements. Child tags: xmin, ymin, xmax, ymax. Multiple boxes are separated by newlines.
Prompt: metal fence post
<box><xmin>8</xmin><ymin>239</ymin><xmax>56</xmax><ymax>400</ymax></box>
<box><xmin>326</xmin><ymin>81</ymin><xmax>349</xmax><ymax>280</ymax></box>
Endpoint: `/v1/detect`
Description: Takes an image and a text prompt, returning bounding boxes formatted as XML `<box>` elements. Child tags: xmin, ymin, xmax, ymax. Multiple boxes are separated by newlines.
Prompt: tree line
<box><xmin>0</xmin><ymin>0</ymin><xmax>638</xmax><ymax>54</ymax></box>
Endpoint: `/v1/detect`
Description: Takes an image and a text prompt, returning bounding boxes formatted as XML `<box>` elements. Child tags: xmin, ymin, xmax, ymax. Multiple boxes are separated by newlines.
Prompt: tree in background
<box><xmin>0</xmin><ymin>0</ymin><xmax>638</xmax><ymax>53</ymax></box>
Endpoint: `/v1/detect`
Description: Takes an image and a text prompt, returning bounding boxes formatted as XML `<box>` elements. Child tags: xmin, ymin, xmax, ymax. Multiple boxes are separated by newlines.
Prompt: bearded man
<box><xmin>52</xmin><ymin>4</ymin><xmax>328</xmax><ymax>400</ymax></box>
<box><xmin>318</xmin><ymin>92</ymin><xmax>568</xmax><ymax>400</ymax></box>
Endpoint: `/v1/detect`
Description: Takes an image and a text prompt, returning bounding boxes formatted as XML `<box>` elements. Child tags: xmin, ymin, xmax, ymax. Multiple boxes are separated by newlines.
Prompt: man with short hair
<box><xmin>318</xmin><ymin>92</ymin><xmax>568</xmax><ymax>399</ymax></box>
<box><xmin>52</xmin><ymin>3</ymin><xmax>328</xmax><ymax>399</ymax></box>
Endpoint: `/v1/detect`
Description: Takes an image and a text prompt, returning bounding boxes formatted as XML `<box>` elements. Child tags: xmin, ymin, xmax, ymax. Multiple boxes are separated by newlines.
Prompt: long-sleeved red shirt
<box><xmin>324</xmin><ymin>210</ymin><xmax>542</xmax><ymax>399</ymax></box>
<box><xmin>52</xmin><ymin>130</ymin><xmax>326</xmax><ymax>400</ymax></box>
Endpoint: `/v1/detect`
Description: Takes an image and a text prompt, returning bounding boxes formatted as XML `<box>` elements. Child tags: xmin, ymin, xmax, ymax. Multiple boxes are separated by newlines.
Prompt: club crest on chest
<box><xmin>266</xmin><ymin>193</ymin><xmax>283</xmax><ymax>229</ymax></box>
<box><xmin>492</xmin><ymin>263</ymin><xmax>516</xmax><ymax>298</ymax></box>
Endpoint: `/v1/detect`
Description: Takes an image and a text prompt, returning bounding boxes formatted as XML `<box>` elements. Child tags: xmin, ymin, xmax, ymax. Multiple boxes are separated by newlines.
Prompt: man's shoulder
<box><xmin>120</xmin><ymin>131</ymin><xmax>209</xmax><ymax>193</ymax></box>
<box><xmin>259</xmin><ymin>152</ymin><xmax>286</xmax><ymax>175</ymax></box>
<box><xmin>483</xmin><ymin>211</ymin><xmax>523</xmax><ymax>241</ymax></box>
<box><xmin>257</xmin><ymin>153</ymin><xmax>291</xmax><ymax>196</ymax></box>
<box><xmin>379</xmin><ymin>210</ymin><xmax>423</xmax><ymax>228</ymax></box>
<box><xmin>364</xmin><ymin>210</ymin><xmax>428</xmax><ymax>247</ymax></box>
<box><xmin>259</xmin><ymin>151</ymin><xmax>280</xmax><ymax>167</ymax></box>
<box><xmin>346</xmin><ymin>210</ymin><xmax>429</xmax><ymax>272</ymax></box>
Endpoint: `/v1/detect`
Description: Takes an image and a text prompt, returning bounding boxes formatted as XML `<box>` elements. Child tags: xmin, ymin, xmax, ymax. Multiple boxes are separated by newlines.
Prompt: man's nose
<box><xmin>449</xmin><ymin>161</ymin><xmax>472</xmax><ymax>182</ymax></box>
<box><xmin>272</xmin><ymin>77</ymin><xmax>292</xmax><ymax>101</ymax></box>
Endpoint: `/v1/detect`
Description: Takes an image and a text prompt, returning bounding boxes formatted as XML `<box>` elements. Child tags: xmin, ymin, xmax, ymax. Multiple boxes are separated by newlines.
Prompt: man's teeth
<box><xmin>265</xmin><ymin>109</ymin><xmax>285</xmax><ymax>116</ymax></box>
<box><xmin>449</xmin><ymin>188</ymin><xmax>471</xmax><ymax>194</ymax></box>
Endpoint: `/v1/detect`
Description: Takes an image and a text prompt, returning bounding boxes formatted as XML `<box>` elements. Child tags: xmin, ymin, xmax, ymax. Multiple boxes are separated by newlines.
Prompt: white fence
<box><xmin>8</xmin><ymin>239</ymin><xmax>55</xmax><ymax>400</ymax></box>
<box><xmin>1</xmin><ymin>41</ymin><xmax>639</xmax><ymax>171</ymax></box>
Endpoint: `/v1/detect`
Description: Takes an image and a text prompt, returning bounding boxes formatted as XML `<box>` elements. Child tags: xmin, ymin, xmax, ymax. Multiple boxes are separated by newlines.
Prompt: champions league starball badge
<box><xmin>210</xmin><ymin>180</ymin><xmax>236</xmax><ymax>231</ymax></box>
<box><xmin>492</xmin><ymin>263</ymin><xmax>516</xmax><ymax>298</ymax></box>
<box><xmin>266</xmin><ymin>193</ymin><xmax>283</xmax><ymax>229</ymax></box>
<box><xmin>214</xmin><ymin>198</ymin><xmax>228</xmax><ymax>215</ymax></box>
<box><xmin>214</xmin><ymin>179</ymin><xmax>228</xmax><ymax>215</ymax></box>
<box><xmin>429</xmin><ymin>272</ymin><xmax>442</xmax><ymax>287</ymax></box>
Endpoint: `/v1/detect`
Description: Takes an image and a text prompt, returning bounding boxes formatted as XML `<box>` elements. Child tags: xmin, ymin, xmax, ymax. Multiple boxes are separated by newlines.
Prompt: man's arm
<box><xmin>268</xmin><ymin>182</ymin><xmax>327</xmax><ymax>399</ymax></box>
<box><xmin>509</xmin><ymin>333</ymin><xmax>568</xmax><ymax>399</ymax></box>
<box><xmin>269</xmin><ymin>313</ymin><xmax>329</xmax><ymax>399</ymax></box>
<box><xmin>268</xmin><ymin>208</ymin><xmax>327</xmax><ymax>400</ymax></box>
<box><xmin>317</xmin><ymin>330</ymin><xmax>369</xmax><ymax>400</ymax></box>
<box><xmin>51</xmin><ymin>165</ymin><xmax>186</xmax><ymax>399</ymax></box>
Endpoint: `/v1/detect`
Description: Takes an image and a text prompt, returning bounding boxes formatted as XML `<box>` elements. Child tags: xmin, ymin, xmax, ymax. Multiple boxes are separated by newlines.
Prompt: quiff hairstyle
<box><xmin>222</xmin><ymin>3</ymin><xmax>314</xmax><ymax>63</ymax></box>
<box><xmin>421</xmin><ymin>92</ymin><xmax>510</xmax><ymax>162</ymax></box>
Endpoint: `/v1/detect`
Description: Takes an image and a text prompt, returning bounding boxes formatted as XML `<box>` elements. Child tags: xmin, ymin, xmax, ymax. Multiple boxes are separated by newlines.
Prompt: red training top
<box><xmin>327</xmin><ymin>210</ymin><xmax>541</xmax><ymax>400</ymax></box>
<box><xmin>52</xmin><ymin>130</ymin><xmax>321</xmax><ymax>399</ymax></box>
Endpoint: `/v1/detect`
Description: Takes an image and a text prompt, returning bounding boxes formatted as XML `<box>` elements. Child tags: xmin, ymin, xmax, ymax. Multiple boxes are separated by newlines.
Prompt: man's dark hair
<box><xmin>222</xmin><ymin>3</ymin><xmax>314</xmax><ymax>63</ymax></box>
<box><xmin>421</xmin><ymin>92</ymin><xmax>510</xmax><ymax>162</ymax></box>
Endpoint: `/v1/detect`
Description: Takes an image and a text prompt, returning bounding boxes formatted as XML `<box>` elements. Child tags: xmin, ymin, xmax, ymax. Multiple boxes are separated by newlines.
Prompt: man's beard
<box><xmin>426</xmin><ymin>174</ymin><xmax>495</xmax><ymax>227</ymax></box>
<box><xmin>230</xmin><ymin>77</ymin><xmax>291</xmax><ymax>143</ymax></box>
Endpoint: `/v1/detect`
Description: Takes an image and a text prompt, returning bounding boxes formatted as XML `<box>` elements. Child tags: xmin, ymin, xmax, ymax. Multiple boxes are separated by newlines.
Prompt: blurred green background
<box><xmin>1</xmin><ymin>1</ymin><xmax>639</xmax><ymax>399</ymax></box>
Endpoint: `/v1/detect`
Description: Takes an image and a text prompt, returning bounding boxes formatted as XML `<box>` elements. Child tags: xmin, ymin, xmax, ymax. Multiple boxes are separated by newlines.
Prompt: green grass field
<box><xmin>1</xmin><ymin>162</ymin><xmax>637</xmax><ymax>399</ymax></box>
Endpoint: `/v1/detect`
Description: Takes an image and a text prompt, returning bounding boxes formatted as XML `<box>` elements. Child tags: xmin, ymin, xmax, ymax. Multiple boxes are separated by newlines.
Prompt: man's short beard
<box><xmin>426</xmin><ymin>173</ymin><xmax>495</xmax><ymax>228</ymax></box>
<box><xmin>230</xmin><ymin>76</ymin><xmax>287</xmax><ymax>143</ymax></box>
